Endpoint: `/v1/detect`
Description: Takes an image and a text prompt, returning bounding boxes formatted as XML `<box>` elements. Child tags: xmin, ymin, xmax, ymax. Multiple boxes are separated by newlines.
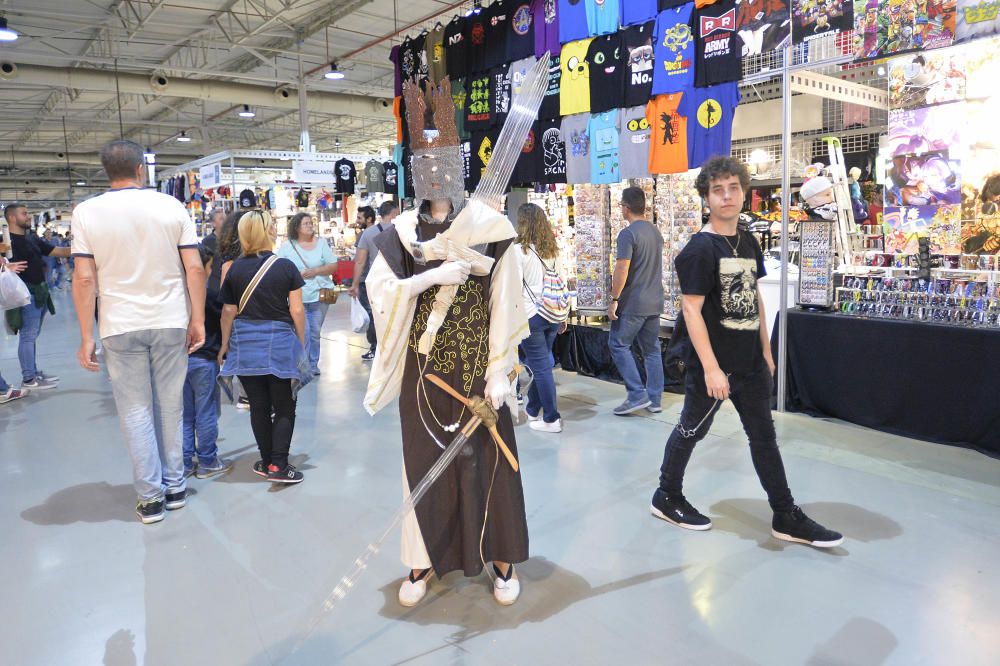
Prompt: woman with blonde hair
<box><xmin>515</xmin><ymin>203</ymin><xmax>566</xmax><ymax>433</ymax></box>
<box><xmin>218</xmin><ymin>210</ymin><xmax>309</xmax><ymax>484</ymax></box>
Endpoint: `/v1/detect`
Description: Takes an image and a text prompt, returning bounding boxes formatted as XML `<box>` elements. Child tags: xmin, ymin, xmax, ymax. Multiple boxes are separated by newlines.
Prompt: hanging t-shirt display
<box><xmin>652</xmin><ymin>4</ymin><xmax>696</xmax><ymax>95</ymax></box>
<box><xmin>510</xmin><ymin>56</ymin><xmax>539</xmax><ymax>97</ymax></box>
<box><xmin>364</xmin><ymin>160</ymin><xmax>385</xmax><ymax>193</ymax></box>
<box><xmin>410</xmin><ymin>34</ymin><xmax>429</xmax><ymax>81</ymax></box>
<box><xmin>507</xmin><ymin>1</ymin><xmax>537</xmax><ymax>60</ymax></box>
<box><xmin>559</xmin><ymin>0</ymin><xmax>590</xmax><ymax>43</ymax></box>
<box><xmin>540</xmin><ymin>54</ymin><xmax>563</xmax><ymax>120</ymax></box>
<box><xmin>512</xmin><ymin>123</ymin><xmax>543</xmax><ymax>184</ymax></box>
<box><xmin>390</xmin><ymin>45</ymin><xmax>403</xmax><ymax>96</ymax></box>
<box><xmin>560</xmin><ymin>37</ymin><xmax>594</xmax><ymax>116</ymax></box>
<box><xmin>695</xmin><ymin>0</ymin><xmax>744</xmax><ymax>87</ymax></box>
<box><xmin>587</xmin><ymin>32</ymin><xmax>625</xmax><ymax>114</ymax></box>
<box><xmin>646</xmin><ymin>93</ymin><xmax>689</xmax><ymax>174</ymax></box>
<box><xmin>460</xmin><ymin>139</ymin><xmax>473</xmax><ymax>190</ymax></box>
<box><xmin>445</xmin><ymin>16</ymin><xmax>469</xmax><ymax>79</ymax></box>
<box><xmin>452</xmin><ymin>79</ymin><xmax>470</xmax><ymax>140</ymax></box>
<box><xmin>491</xmin><ymin>63</ymin><xmax>512</xmax><ymax>127</ymax></box>
<box><xmin>335</xmin><ymin>159</ymin><xmax>357</xmax><ymax>195</ymax></box>
<box><xmin>383</xmin><ymin>160</ymin><xmax>400</xmax><ymax>194</ymax></box>
<box><xmin>792</xmin><ymin>0</ymin><xmax>852</xmax><ymax>45</ymax></box>
<box><xmin>295</xmin><ymin>189</ymin><xmax>310</xmax><ymax>208</ymax></box>
<box><xmin>677</xmin><ymin>82</ymin><xmax>740</xmax><ymax>168</ymax></box>
<box><xmin>623</xmin><ymin>21</ymin><xmax>656</xmax><ymax>106</ymax></box>
<box><xmin>586</xmin><ymin>0</ymin><xmax>621</xmax><ymax>35</ymax></box>
<box><xmin>466</xmin><ymin>71</ymin><xmax>493</xmax><ymax>131</ymax></box>
<box><xmin>393</xmin><ymin>144</ymin><xmax>406</xmax><ymax>199</ymax></box>
<box><xmin>589</xmin><ymin>110</ymin><xmax>620</xmax><ymax>184</ymax></box>
<box><xmin>561</xmin><ymin>112</ymin><xmax>592</xmax><ymax>184</ymax></box>
<box><xmin>534</xmin><ymin>0</ymin><xmax>561</xmax><ymax>57</ymax></box>
<box><xmin>469</xmin><ymin>128</ymin><xmax>500</xmax><ymax>191</ymax></box>
<box><xmin>735</xmin><ymin>0</ymin><xmax>790</xmax><ymax>56</ymax></box>
<box><xmin>426</xmin><ymin>25</ymin><xmax>447</xmax><ymax>83</ymax></box>
<box><xmin>619</xmin><ymin>106</ymin><xmax>653</xmax><ymax>179</ymax></box>
<box><xmin>485</xmin><ymin>1</ymin><xmax>511</xmax><ymax>68</ymax></box>
<box><xmin>399</xmin><ymin>37</ymin><xmax>419</xmax><ymax>82</ymax></box>
<box><xmin>539</xmin><ymin>117</ymin><xmax>568</xmax><ymax>183</ymax></box>
<box><xmin>623</xmin><ymin>0</ymin><xmax>659</xmax><ymax>25</ymax></box>
<box><xmin>466</xmin><ymin>9</ymin><xmax>489</xmax><ymax>73</ymax></box>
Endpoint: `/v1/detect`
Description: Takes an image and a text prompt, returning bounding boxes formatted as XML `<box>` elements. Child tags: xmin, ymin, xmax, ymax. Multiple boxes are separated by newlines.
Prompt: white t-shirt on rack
<box><xmin>71</xmin><ymin>188</ymin><xmax>199</xmax><ymax>340</ymax></box>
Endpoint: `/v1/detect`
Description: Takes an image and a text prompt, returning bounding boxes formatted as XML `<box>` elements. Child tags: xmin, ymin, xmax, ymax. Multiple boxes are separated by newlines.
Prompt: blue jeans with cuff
<box><xmin>303</xmin><ymin>301</ymin><xmax>329</xmax><ymax>374</ymax></box>
<box><xmin>18</xmin><ymin>293</ymin><xmax>46</xmax><ymax>383</ymax></box>
<box><xmin>183</xmin><ymin>355</ymin><xmax>221</xmax><ymax>466</ymax></box>
<box><xmin>520</xmin><ymin>314</ymin><xmax>562</xmax><ymax>423</ymax></box>
<box><xmin>608</xmin><ymin>313</ymin><xmax>664</xmax><ymax>407</ymax></box>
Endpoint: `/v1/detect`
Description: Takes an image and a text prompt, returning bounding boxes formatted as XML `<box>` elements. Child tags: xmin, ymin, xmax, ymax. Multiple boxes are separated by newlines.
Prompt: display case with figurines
<box><xmin>655</xmin><ymin>172</ymin><xmax>703</xmax><ymax>320</ymax></box>
<box><xmin>574</xmin><ymin>184</ymin><xmax>612</xmax><ymax>312</ymax></box>
<box><xmin>834</xmin><ymin>272</ymin><xmax>1000</xmax><ymax>327</ymax></box>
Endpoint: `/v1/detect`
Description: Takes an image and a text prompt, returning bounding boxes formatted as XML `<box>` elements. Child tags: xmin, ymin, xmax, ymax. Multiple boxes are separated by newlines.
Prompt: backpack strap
<box><xmin>238</xmin><ymin>255</ymin><xmax>279</xmax><ymax>315</ymax></box>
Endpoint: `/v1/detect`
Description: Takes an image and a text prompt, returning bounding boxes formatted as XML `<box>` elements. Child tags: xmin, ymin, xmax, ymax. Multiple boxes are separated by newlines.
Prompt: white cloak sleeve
<box><xmin>363</xmin><ymin>253</ymin><xmax>419</xmax><ymax>415</ymax></box>
<box><xmin>486</xmin><ymin>244</ymin><xmax>530</xmax><ymax>411</ymax></box>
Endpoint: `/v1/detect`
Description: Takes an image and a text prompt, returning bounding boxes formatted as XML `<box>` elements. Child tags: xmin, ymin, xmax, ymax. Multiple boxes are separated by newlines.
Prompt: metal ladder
<box><xmin>822</xmin><ymin>136</ymin><xmax>858</xmax><ymax>270</ymax></box>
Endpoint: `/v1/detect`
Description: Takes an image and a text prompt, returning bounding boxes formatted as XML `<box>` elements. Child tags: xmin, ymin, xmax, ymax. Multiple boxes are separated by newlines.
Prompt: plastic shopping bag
<box><xmin>0</xmin><ymin>268</ymin><xmax>31</xmax><ymax>311</ymax></box>
<box><xmin>351</xmin><ymin>297</ymin><xmax>370</xmax><ymax>334</ymax></box>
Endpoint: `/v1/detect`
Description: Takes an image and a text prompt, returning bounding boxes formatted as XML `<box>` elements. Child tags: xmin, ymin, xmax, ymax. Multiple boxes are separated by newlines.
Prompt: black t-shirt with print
<box><xmin>221</xmin><ymin>253</ymin><xmax>306</xmax><ymax>326</ymax></box>
<box><xmin>411</xmin><ymin>33</ymin><xmax>429</xmax><ymax>81</ymax></box>
<box><xmin>538</xmin><ymin>117</ymin><xmax>568</xmax><ymax>184</ymax></box>
<box><xmin>465</xmin><ymin>9</ymin><xmax>489</xmax><ymax>73</ymax></box>
<box><xmin>623</xmin><ymin>21</ymin><xmax>656</xmax><ymax>107</ymax></box>
<box><xmin>402</xmin><ymin>146</ymin><xmax>415</xmax><ymax>198</ymax></box>
<box><xmin>465</xmin><ymin>70</ymin><xmax>493</xmax><ymax>132</ymax></box>
<box><xmin>674</xmin><ymin>230</ymin><xmax>767</xmax><ymax>375</ymax></box>
<box><xmin>484</xmin><ymin>0</ymin><xmax>511</xmax><ymax>69</ymax></box>
<box><xmin>10</xmin><ymin>232</ymin><xmax>56</xmax><ymax>286</ymax></box>
<box><xmin>490</xmin><ymin>63</ymin><xmax>512</xmax><ymax>127</ymax></box>
<box><xmin>445</xmin><ymin>16</ymin><xmax>469</xmax><ymax>79</ymax></box>
<box><xmin>295</xmin><ymin>189</ymin><xmax>309</xmax><ymax>207</ymax></box>
<box><xmin>506</xmin><ymin>0</ymin><xmax>536</xmax><ymax>61</ymax></box>
<box><xmin>587</xmin><ymin>32</ymin><xmax>625</xmax><ymax>114</ymax></box>
<box><xmin>468</xmin><ymin>128</ymin><xmax>499</xmax><ymax>191</ymax></box>
<box><xmin>334</xmin><ymin>159</ymin><xmax>357</xmax><ymax>195</ymax></box>
<box><xmin>539</xmin><ymin>54</ymin><xmax>562</xmax><ymax>120</ymax></box>
<box><xmin>511</xmin><ymin>121</ymin><xmax>543</xmax><ymax>185</ymax></box>
<box><xmin>694</xmin><ymin>0</ymin><xmax>744</xmax><ymax>87</ymax></box>
<box><xmin>399</xmin><ymin>36</ymin><xmax>420</xmax><ymax>82</ymax></box>
<box><xmin>383</xmin><ymin>161</ymin><xmax>400</xmax><ymax>192</ymax></box>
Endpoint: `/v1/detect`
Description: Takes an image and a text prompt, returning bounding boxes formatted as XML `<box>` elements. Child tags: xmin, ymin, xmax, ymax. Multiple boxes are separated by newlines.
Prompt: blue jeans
<box><xmin>520</xmin><ymin>314</ymin><xmax>561</xmax><ymax>423</ymax></box>
<box><xmin>102</xmin><ymin>328</ymin><xmax>188</xmax><ymax>502</ymax></box>
<box><xmin>183</xmin><ymin>356</ymin><xmax>220</xmax><ymax>465</ymax></box>
<box><xmin>0</xmin><ymin>372</ymin><xmax>9</xmax><ymax>392</ymax></box>
<box><xmin>18</xmin><ymin>293</ymin><xmax>46</xmax><ymax>382</ymax></box>
<box><xmin>46</xmin><ymin>257</ymin><xmax>65</xmax><ymax>289</ymax></box>
<box><xmin>609</xmin><ymin>313</ymin><xmax>664</xmax><ymax>407</ymax></box>
<box><xmin>304</xmin><ymin>301</ymin><xmax>329</xmax><ymax>374</ymax></box>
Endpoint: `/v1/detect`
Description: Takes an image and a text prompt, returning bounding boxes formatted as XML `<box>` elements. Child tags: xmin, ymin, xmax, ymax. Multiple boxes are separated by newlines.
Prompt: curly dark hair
<box><xmin>217</xmin><ymin>210</ymin><xmax>244</xmax><ymax>263</ymax></box>
<box><xmin>286</xmin><ymin>211</ymin><xmax>313</xmax><ymax>242</ymax></box>
<box><xmin>516</xmin><ymin>203</ymin><xmax>559</xmax><ymax>260</ymax></box>
<box><xmin>695</xmin><ymin>156</ymin><xmax>751</xmax><ymax>198</ymax></box>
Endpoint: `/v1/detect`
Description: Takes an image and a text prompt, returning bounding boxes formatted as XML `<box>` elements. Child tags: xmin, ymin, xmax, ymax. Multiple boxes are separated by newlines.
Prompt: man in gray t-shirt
<box><xmin>348</xmin><ymin>202</ymin><xmax>399</xmax><ymax>359</ymax></box>
<box><xmin>607</xmin><ymin>186</ymin><xmax>665</xmax><ymax>415</ymax></box>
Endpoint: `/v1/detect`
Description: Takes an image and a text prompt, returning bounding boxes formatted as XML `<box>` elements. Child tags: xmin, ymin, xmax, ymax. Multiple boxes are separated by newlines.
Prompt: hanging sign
<box><xmin>199</xmin><ymin>162</ymin><xmax>222</xmax><ymax>189</ymax></box>
<box><xmin>293</xmin><ymin>159</ymin><xmax>338</xmax><ymax>183</ymax></box>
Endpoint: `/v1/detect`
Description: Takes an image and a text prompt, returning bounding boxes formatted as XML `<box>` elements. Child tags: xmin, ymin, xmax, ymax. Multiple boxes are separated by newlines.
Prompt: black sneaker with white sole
<box><xmin>136</xmin><ymin>499</ymin><xmax>165</xmax><ymax>524</ymax></box>
<box><xmin>772</xmin><ymin>506</ymin><xmax>843</xmax><ymax>548</ymax></box>
<box><xmin>251</xmin><ymin>460</ymin><xmax>269</xmax><ymax>477</ymax></box>
<box><xmin>164</xmin><ymin>490</ymin><xmax>186</xmax><ymax>510</ymax></box>
<box><xmin>267</xmin><ymin>463</ymin><xmax>304</xmax><ymax>484</ymax></box>
<box><xmin>650</xmin><ymin>491</ymin><xmax>713</xmax><ymax>531</ymax></box>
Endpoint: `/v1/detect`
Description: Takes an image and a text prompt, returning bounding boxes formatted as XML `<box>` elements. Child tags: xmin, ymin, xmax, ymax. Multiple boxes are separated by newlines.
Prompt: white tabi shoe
<box><xmin>398</xmin><ymin>568</ymin><xmax>432</xmax><ymax>607</ymax></box>
<box><xmin>492</xmin><ymin>564</ymin><xmax>520</xmax><ymax>606</ymax></box>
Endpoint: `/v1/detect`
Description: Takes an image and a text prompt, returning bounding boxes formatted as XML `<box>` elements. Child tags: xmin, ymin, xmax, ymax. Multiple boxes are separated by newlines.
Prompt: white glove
<box><xmin>410</xmin><ymin>260</ymin><xmax>472</xmax><ymax>293</ymax></box>
<box><xmin>484</xmin><ymin>371</ymin><xmax>512</xmax><ymax>410</ymax></box>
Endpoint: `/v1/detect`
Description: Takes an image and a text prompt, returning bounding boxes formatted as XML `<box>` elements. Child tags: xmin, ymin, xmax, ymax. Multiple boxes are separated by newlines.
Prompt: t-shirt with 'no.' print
<box><xmin>694</xmin><ymin>0</ymin><xmax>743</xmax><ymax>87</ymax></box>
<box><xmin>588</xmin><ymin>110</ymin><xmax>620</xmax><ymax>184</ymax></box>
<box><xmin>646</xmin><ymin>93</ymin><xmax>689</xmax><ymax>174</ymax></box>
<box><xmin>652</xmin><ymin>4</ymin><xmax>696</xmax><ymax>95</ymax></box>
<box><xmin>619</xmin><ymin>105</ymin><xmax>653</xmax><ymax>179</ymax></box>
<box><xmin>560</xmin><ymin>37</ymin><xmax>594</xmax><ymax>116</ymax></box>
<box><xmin>561</xmin><ymin>112</ymin><xmax>592</xmax><ymax>184</ymax></box>
<box><xmin>587</xmin><ymin>32</ymin><xmax>625</xmax><ymax>114</ymax></box>
<box><xmin>559</xmin><ymin>0</ymin><xmax>590</xmax><ymax>43</ymax></box>
<box><xmin>677</xmin><ymin>82</ymin><xmax>740</xmax><ymax>168</ymax></box>
<box><xmin>623</xmin><ymin>21</ymin><xmax>657</xmax><ymax>107</ymax></box>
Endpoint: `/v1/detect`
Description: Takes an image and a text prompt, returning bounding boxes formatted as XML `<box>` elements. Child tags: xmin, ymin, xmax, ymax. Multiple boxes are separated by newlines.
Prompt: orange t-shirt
<box><xmin>646</xmin><ymin>93</ymin><xmax>688</xmax><ymax>175</ymax></box>
<box><xmin>394</xmin><ymin>96</ymin><xmax>403</xmax><ymax>143</ymax></box>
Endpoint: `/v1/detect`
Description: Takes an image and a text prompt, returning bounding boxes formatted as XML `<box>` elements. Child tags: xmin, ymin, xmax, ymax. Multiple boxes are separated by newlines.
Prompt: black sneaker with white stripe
<box><xmin>650</xmin><ymin>490</ymin><xmax>712</xmax><ymax>531</ymax></box>
<box><xmin>772</xmin><ymin>506</ymin><xmax>843</xmax><ymax>548</ymax></box>
<box><xmin>267</xmin><ymin>463</ymin><xmax>304</xmax><ymax>484</ymax></box>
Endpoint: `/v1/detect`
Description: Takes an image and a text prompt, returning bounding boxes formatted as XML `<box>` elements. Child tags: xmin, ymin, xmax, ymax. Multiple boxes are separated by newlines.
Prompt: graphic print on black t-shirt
<box><xmin>490</xmin><ymin>64</ymin><xmax>512</xmax><ymax>127</ymax></box>
<box><xmin>719</xmin><ymin>257</ymin><xmax>760</xmax><ymax>330</ymax></box>
<box><xmin>539</xmin><ymin>118</ymin><xmax>567</xmax><ymax>183</ymax></box>
<box><xmin>445</xmin><ymin>16</ymin><xmax>469</xmax><ymax>78</ymax></box>
<box><xmin>507</xmin><ymin>1</ymin><xmax>536</xmax><ymax>61</ymax></box>
<box><xmin>539</xmin><ymin>54</ymin><xmax>562</xmax><ymax>120</ymax></box>
<box><xmin>587</xmin><ymin>32</ymin><xmax>625</xmax><ymax>114</ymax></box>
<box><xmin>734</xmin><ymin>0</ymin><xmax>790</xmax><ymax>56</ymax></box>
<box><xmin>335</xmin><ymin>159</ymin><xmax>357</xmax><ymax>194</ymax></box>
<box><xmin>624</xmin><ymin>21</ymin><xmax>656</xmax><ymax>107</ymax></box>
<box><xmin>695</xmin><ymin>0</ymin><xmax>744</xmax><ymax>87</ymax></box>
<box><xmin>466</xmin><ymin>72</ymin><xmax>492</xmax><ymax>130</ymax></box>
<box><xmin>383</xmin><ymin>161</ymin><xmax>399</xmax><ymax>191</ymax></box>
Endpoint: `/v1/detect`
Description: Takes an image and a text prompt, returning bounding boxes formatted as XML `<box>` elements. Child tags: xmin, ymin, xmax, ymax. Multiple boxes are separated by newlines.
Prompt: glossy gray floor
<box><xmin>2</xmin><ymin>292</ymin><xmax>998</xmax><ymax>666</ymax></box>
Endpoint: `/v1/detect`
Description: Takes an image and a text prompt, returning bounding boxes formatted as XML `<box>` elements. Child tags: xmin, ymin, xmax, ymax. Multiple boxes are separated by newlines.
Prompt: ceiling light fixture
<box><xmin>325</xmin><ymin>62</ymin><xmax>345</xmax><ymax>80</ymax></box>
<box><xmin>238</xmin><ymin>104</ymin><xmax>255</xmax><ymax>118</ymax></box>
<box><xmin>75</xmin><ymin>180</ymin><xmax>87</xmax><ymax>186</ymax></box>
<box><xmin>176</xmin><ymin>131</ymin><xmax>191</xmax><ymax>142</ymax></box>
<box><xmin>0</xmin><ymin>17</ymin><xmax>19</xmax><ymax>42</ymax></box>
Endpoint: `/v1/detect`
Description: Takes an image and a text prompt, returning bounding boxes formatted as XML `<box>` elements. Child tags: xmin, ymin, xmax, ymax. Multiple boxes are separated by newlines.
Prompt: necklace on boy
<box><xmin>721</xmin><ymin>232</ymin><xmax>740</xmax><ymax>257</ymax></box>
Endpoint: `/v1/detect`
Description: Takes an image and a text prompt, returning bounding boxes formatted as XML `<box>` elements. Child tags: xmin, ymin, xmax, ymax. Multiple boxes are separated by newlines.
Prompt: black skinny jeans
<box><xmin>656</xmin><ymin>364</ymin><xmax>795</xmax><ymax>512</ymax></box>
<box><xmin>358</xmin><ymin>282</ymin><xmax>377</xmax><ymax>350</ymax></box>
<box><xmin>240</xmin><ymin>374</ymin><xmax>296</xmax><ymax>469</ymax></box>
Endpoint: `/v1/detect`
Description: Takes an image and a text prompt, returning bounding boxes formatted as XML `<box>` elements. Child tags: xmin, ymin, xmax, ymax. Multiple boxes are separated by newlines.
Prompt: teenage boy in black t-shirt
<box><xmin>650</xmin><ymin>156</ymin><xmax>843</xmax><ymax>549</ymax></box>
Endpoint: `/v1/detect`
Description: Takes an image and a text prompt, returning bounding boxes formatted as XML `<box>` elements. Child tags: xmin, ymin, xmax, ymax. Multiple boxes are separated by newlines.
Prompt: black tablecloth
<box><xmin>555</xmin><ymin>323</ymin><xmax>683</xmax><ymax>394</ymax></box>
<box><xmin>781</xmin><ymin>309</ymin><xmax>1000</xmax><ymax>458</ymax></box>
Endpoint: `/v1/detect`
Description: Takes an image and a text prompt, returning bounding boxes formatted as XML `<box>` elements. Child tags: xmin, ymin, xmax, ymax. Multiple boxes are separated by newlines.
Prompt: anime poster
<box><xmin>888</xmin><ymin>51</ymin><xmax>966</xmax><ymax>108</ymax></box>
<box><xmin>885</xmin><ymin>152</ymin><xmax>962</xmax><ymax>205</ymax></box>
<box><xmin>735</xmin><ymin>0</ymin><xmax>792</xmax><ymax>56</ymax></box>
<box><xmin>874</xmin><ymin>0</ymin><xmax>957</xmax><ymax>57</ymax></box>
<box><xmin>887</xmin><ymin>103</ymin><xmax>966</xmax><ymax>156</ymax></box>
<box><xmin>963</xmin><ymin>39</ymin><xmax>1000</xmax><ymax>99</ymax></box>
<box><xmin>926</xmin><ymin>204</ymin><xmax>964</xmax><ymax>252</ymax></box>
<box><xmin>883</xmin><ymin>205</ymin><xmax>934</xmax><ymax>252</ymax></box>
<box><xmin>853</xmin><ymin>0</ymin><xmax>881</xmax><ymax>58</ymax></box>
<box><xmin>793</xmin><ymin>0</ymin><xmax>854</xmax><ymax>43</ymax></box>
<box><xmin>958</xmin><ymin>148</ymin><xmax>1000</xmax><ymax>253</ymax></box>
<box><xmin>955</xmin><ymin>0</ymin><xmax>1000</xmax><ymax>42</ymax></box>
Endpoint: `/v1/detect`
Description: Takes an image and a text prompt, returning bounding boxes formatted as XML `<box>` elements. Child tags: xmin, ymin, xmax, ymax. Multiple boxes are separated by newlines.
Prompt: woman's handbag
<box><xmin>289</xmin><ymin>241</ymin><xmax>338</xmax><ymax>304</ymax></box>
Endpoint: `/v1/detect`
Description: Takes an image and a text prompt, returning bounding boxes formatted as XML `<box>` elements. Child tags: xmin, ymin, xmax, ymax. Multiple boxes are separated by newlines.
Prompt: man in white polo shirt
<box><xmin>71</xmin><ymin>140</ymin><xmax>206</xmax><ymax>525</ymax></box>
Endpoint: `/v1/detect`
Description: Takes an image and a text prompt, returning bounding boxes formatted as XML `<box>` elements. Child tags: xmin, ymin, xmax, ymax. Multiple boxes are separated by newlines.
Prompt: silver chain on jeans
<box><xmin>676</xmin><ymin>400</ymin><xmax>722</xmax><ymax>438</ymax></box>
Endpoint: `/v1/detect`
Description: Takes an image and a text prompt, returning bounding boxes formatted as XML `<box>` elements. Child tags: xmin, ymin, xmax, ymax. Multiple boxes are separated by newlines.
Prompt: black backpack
<box><xmin>665</xmin><ymin>311</ymin><xmax>690</xmax><ymax>381</ymax></box>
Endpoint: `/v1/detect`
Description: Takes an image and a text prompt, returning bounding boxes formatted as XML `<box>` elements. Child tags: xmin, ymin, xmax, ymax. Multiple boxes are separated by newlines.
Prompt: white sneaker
<box><xmin>398</xmin><ymin>569</ymin><xmax>432</xmax><ymax>607</ymax></box>
<box><xmin>493</xmin><ymin>569</ymin><xmax>520</xmax><ymax>606</ymax></box>
<box><xmin>525</xmin><ymin>411</ymin><xmax>541</xmax><ymax>422</ymax></box>
<box><xmin>529</xmin><ymin>418</ymin><xmax>562</xmax><ymax>433</ymax></box>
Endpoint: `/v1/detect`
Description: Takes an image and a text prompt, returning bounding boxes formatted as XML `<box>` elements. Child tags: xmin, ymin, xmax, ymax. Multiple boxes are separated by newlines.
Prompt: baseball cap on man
<box><xmin>239</xmin><ymin>188</ymin><xmax>257</xmax><ymax>208</ymax></box>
